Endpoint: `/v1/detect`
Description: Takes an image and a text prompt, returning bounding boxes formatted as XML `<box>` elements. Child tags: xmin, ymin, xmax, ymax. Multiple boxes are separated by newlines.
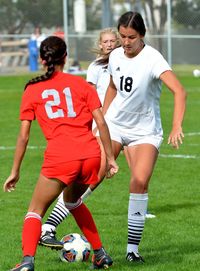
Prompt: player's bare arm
<box><xmin>3</xmin><ymin>120</ymin><xmax>32</xmax><ymax>192</ymax></box>
<box><xmin>160</xmin><ymin>70</ymin><xmax>187</xmax><ymax>149</ymax></box>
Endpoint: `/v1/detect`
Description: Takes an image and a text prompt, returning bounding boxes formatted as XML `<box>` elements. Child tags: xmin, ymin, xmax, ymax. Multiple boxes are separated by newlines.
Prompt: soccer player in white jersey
<box><xmin>87</xmin><ymin>28</ymin><xmax>120</xmax><ymax>104</ymax></box>
<box><xmin>40</xmin><ymin>28</ymin><xmax>120</xmax><ymax>249</ymax></box>
<box><xmin>101</xmin><ymin>11</ymin><xmax>186</xmax><ymax>263</ymax></box>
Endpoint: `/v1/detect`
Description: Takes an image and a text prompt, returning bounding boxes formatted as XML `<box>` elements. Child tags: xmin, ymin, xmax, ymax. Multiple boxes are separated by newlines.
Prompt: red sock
<box><xmin>22</xmin><ymin>212</ymin><xmax>42</xmax><ymax>256</ymax></box>
<box><xmin>70</xmin><ymin>203</ymin><xmax>102</xmax><ymax>250</ymax></box>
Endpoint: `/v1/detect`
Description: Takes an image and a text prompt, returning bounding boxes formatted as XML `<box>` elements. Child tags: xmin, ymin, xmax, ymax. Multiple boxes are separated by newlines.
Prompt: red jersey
<box><xmin>20</xmin><ymin>72</ymin><xmax>101</xmax><ymax>167</ymax></box>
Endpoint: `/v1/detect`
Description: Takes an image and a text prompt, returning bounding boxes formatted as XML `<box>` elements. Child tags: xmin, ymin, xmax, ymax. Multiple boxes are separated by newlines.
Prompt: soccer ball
<box><xmin>193</xmin><ymin>69</ymin><xmax>200</xmax><ymax>78</ymax></box>
<box><xmin>59</xmin><ymin>233</ymin><xmax>91</xmax><ymax>262</ymax></box>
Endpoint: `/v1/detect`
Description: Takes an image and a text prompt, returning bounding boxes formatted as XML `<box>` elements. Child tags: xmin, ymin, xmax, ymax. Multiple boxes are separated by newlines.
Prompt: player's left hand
<box><xmin>168</xmin><ymin>126</ymin><xmax>184</xmax><ymax>149</ymax></box>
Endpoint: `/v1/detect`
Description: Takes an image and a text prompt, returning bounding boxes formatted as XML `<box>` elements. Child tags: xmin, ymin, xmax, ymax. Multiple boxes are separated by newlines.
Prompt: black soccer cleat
<box><xmin>91</xmin><ymin>251</ymin><xmax>113</xmax><ymax>269</ymax></box>
<box><xmin>39</xmin><ymin>230</ymin><xmax>63</xmax><ymax>250</ymax></box>
<box><xmin>126</xmin><ymin>252</ymin><xmax>145</xmax><ymax>263</ymax></box>
<box><xmin>10</xmin><ymin>256</ymin><xmax>34</xmax><ymax>271</ymax></box>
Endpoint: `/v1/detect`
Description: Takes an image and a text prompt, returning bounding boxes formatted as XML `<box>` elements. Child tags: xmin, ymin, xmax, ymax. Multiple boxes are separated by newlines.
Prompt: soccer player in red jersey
<box><xmin>40</xmin><ymin>27</ymin><xmax>121</xmax><ymax>247</ymax></box>
<box><xmin>3</xmin><ymin>36</ymin><xmax>118</xmax><ymax>271</ymax></box>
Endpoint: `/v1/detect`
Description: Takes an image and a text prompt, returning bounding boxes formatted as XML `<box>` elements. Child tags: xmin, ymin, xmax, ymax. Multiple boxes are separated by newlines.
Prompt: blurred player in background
<box><xmin>30</xmin><ymin>26</ymin><xmax>46</xmax><ymax>49</ymax></box>
<box><xmin>3</xmin><ymin>36</ymin><xmax>118</xmax><ymax>271</ymax></box>
<box><xmin>87</xmin><ymin>28</ymin><xmax>120</xmax><ymax>105</ymax></box>
<box><xmin>53</xmin><ymin>26</ymin><xmax>65</xmax><ymax>40</ymax></box>
<box><xmin>28</xmin><ymin>26</ymin><xmax>46</xmax><ymax>72</ymax></box>
<box><xmin>101</xmin><ymin>11</ymin><xmax>186</xmax><ymax>263</ymax></box>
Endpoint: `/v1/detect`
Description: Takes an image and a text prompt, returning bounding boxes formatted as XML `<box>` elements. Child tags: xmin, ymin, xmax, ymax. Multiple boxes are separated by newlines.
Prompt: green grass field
<box><xmin>0</xmin><ymin>67</ymin><xmax>200</xmax><ymax>271</ymax></box>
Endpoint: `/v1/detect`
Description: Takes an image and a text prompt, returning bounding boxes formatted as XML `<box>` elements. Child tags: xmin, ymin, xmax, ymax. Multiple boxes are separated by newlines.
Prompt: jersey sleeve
<box><xmin>107</xmin><ymin>53</ymin><xmax>113</xmax><ymax>76</ymax></box>
<box><xmin>20</xmin><ymin>87</ymin><xmax>36</xmax><ymax>120</ymax></box>
<box><xmin>107</xmin><ymin>47</ymin><xmax>119</xmax><ymax>76</ymax></box>
<box><xmin>151</xmin><ymin>51</ymin><xmax>172</xmax><ymax>79</ymax></box>
<box><xmin>84</xmin><ymin>81</ymin><xmax>102</xmax><ymax>112</ymax></box>
<box><xmin>86</xmin><ymin>61</ymin><xmax>98</xmax><ymax>85</ymax></box>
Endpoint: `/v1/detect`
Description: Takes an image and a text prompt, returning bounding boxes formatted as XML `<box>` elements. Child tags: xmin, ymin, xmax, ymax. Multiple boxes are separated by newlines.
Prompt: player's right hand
<box><xmin>3</xmin><ymin>173</ymin><xmax>19</xmax><ymax>192</ymax></box>
<box><xmin>106</xmin><ymin>160</ymin><xmax>119</xmax><ymax>179</ymax></box>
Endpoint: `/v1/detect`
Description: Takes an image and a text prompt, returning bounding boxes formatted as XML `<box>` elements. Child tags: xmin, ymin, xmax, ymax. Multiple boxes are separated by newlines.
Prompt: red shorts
<box><xmin>41</xmin><ymin>157</ymin><xmax>100</xmax><ymax>186</ymax></box>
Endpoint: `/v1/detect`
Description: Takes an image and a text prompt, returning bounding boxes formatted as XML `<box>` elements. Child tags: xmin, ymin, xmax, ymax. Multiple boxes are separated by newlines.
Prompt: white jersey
<box><xmin>86</xmin><ymin>60</ymin><xmax>110</xmax><ymax>105</ymax></box>
<box><xmin>106</xmin><ymin>45</ymin><xmax>171</xmax><ymax>136</ymax></box>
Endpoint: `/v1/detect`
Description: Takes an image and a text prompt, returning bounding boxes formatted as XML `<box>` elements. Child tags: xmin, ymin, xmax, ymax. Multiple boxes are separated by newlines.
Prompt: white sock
<box><xmin>127</xmin><ymin>193</ymin><xmax>148</xmax><ymax>254</ymax></box>
<box><xmin>81</xmin><ymin>187</ymin><xmax>92</xmax><ymax>201</ymax></box>
<box><xmin>42</xmin><ymin>191</ymin><xmax>70</xmax><ymax>234</ymax></box>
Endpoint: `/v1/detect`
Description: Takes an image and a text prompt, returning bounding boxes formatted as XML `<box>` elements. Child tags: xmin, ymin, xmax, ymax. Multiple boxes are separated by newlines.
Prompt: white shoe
<box><xmin>145</xmin><ymin>212</ymin><xmax>156</xmax><ymax>219</ymax></box>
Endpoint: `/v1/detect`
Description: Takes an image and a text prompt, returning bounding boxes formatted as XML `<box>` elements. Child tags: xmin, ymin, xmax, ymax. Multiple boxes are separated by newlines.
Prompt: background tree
<box><xmin>172</xmin><ymin>0</ymin><xmax>200</xmax><ymax>30</ymax></box>
<box><xmin>0</xmin><ymin>0</ymin><xmax>200</xmax><ymax>35</ymax></box>
<box><xmin>85</xmin><ymin>0</ymin><xmax>101</xmax><ymax>30</ymax></box>
<box><xmin>0</xmin><ymin>0</ymin><xmax>64</xmax><ymax>34</ymax></box>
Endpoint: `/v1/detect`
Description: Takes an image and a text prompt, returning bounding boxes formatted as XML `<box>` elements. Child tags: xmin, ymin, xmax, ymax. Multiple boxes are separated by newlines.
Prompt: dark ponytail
<box><xmin>24</xmin><ymin>36</ymin><xmax>67</xmax><ymax>90</ymax></box>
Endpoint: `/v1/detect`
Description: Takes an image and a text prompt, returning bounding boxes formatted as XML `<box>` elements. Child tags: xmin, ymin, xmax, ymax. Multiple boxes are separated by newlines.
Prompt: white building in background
<box><xmin>74</xmin><ymin>0</ymin><xmax>86</xmax><ymax>33</ymax></box>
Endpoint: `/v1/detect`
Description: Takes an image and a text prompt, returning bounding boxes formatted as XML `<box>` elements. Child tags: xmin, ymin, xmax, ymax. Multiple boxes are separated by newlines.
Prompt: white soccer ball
<box><xmin>59</xmin><ymin>233</ymin><xmax>91</xmax><ymax>262</ymax></box>
<box><xmin>193</xmin><ymin>69</ymin><xmax>200</xmax><ymax>78</ymax></box>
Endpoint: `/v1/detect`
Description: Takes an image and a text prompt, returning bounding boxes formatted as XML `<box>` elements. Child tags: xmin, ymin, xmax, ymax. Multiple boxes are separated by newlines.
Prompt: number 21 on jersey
<box><xmin>42</xmin><ymin>88</ymin><xmax>76</xmax><ymax>119</ymax></box>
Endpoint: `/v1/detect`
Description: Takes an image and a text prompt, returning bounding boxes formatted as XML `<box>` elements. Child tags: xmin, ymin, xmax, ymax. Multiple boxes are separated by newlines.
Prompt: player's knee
<box><xmin>130</xmin><ymin>177</ymin><xmax>148</xmax><ymax>193</ymax></box>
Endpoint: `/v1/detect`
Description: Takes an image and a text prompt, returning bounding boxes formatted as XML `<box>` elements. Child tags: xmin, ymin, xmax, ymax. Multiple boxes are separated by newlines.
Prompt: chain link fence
<box><xmin>0</xmin><ymin>0</ymin><xmax>199</xmax><ymax>74</ymax></box>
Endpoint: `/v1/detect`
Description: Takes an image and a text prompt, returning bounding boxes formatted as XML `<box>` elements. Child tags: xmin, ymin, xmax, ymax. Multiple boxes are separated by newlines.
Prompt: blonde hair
<box><xmin>91</xmin><ymin>28</ymin><xmax>120</xmax><ymax>65</ymax></box>
<box><xmin>98</xmin><ymin>28</ymin><xmax>119</xmax><ymax>45</ymax></box>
